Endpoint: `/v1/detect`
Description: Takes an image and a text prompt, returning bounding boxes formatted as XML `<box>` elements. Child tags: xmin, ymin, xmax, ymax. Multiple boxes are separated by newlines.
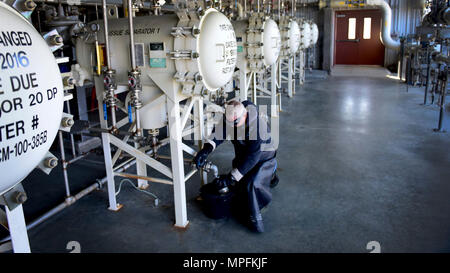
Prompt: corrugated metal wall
<box><xmin>295</xmin><ymin>0</ymin><xmax>424</xmax><ymax>69</ymax></box>
<box><xmin>389</xmin><ymin>0</ymin><xmax>423</xmax><ymax>37</ymax></box>
<box><xmin>296</xmin><ymin>1</ymin><xmax>323</xmax><ymax>69</ymax></box>
<box><xmin>385</xmin><ymin>0</ymin><xmax>424</xmax><ymax>67</ymax></box>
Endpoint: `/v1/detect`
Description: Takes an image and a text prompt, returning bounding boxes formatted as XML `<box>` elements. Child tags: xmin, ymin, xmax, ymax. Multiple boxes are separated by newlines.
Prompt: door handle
<box><xmin>337</xmin><ymin>39</ymin><xmax>360</xmax><ymax>43</ymax></box>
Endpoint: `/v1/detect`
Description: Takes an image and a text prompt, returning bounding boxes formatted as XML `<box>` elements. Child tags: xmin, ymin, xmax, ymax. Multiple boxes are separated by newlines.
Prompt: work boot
<box><xmin>270</xmin><ymin>171</ymin><xmax>279</xmax><ymax>188</ymax></box>
<box><xmin>249</xmin><ymin>216</ymin><xmax>264</xmax><ymax>233</ymax></box>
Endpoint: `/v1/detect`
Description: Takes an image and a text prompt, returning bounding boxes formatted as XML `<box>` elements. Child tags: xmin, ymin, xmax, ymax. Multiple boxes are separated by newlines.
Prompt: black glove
<box><xmin>193</xmin><ymin>143</ymin><xmax>214</xmax><ymax>169</ymax></box>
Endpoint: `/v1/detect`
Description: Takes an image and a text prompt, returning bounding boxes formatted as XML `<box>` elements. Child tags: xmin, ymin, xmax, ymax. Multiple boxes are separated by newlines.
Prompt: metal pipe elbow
<box><xmin>366</xmin><ymin>0</ymin><xmax>400</xmax><ymax>50</ymax></box>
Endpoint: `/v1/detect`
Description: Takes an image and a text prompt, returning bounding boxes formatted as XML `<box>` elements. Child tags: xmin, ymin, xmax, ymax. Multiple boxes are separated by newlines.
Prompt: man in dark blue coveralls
<box><xmin>193</xmin><ymin>100</ymin><xmax>278</xmax><ymax>233</ymax></box>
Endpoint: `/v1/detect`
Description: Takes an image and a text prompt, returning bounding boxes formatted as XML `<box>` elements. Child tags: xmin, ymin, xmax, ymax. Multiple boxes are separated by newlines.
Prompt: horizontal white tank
<box><xmin>0</xmin><ymin>2</ymin><xmax>64</xmax><ymax>195</ymax></box>
<box><xmin>299</xmin><ymin>19</ymin><xmax>311</xmax><ymax>50</ymax></box>
<box><xmin>232</xmin><ymin>14</ymin><xmax>281</xmax><ymax>73</ymax></box>
<box><xmin>310</xmin><ymin>22</ymin><xmax>319</xmax><ymax>47</ymax></box>
<box><xmin>76</xmin><ymin>8</ymin><xmax>237</xmax><ymax>130</ymax></box>
<box><xmin>279</xmin><ymin>16</ymin><xmax>301</xmax><ymax>57</ymax></box>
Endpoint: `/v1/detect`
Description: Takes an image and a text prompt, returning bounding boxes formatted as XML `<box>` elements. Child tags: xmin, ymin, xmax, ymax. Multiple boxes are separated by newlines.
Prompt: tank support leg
<box><xmin>194</xmin><ymin>97</ymin><xmax>207</xmax><ymax>186</ymax></box>
<box><xmin>95</xmin><ymin>76</ymin><xmax>120</xmax><ymax>211</ymax></box>
<box><xmin>167</xmin><ymin>98</ymin><xmax>189</xmax><ymax>228</ymax></box>
<box><xmin>252</xmin><ymin>72</ymin><xmax>257</xmax><ymax>105</ymax></box>
<box><xmin>135</xmin><ymin>142</ymin><xmax>148</xmax><ymax>189</ymax></box>
<box><xmin>278</xmin><ymin>59</ymin><xmax>282</xmax><ymax>91</ymax></box>
<box><xmin>271</xmin><ymin>63</ymin><xmax>279</xmax><ymax>118</ymax></box>
<box><xmin>102</xmin><ymin>133</ymin><xmax>121</xmax><ymax>211</ymax></box>
<box><xmin>301</xmin><ymin>51</ymin><xmax>306</xmax><ymax>84</ymax></box>
<box><xmin>293</xmin><ymin>54</ymin><xmax>297</xmax><ymax>94</ymax></box>
<box><xmin>288</xmin><ymin>57</ymin><xmax>294</xmax><ymax>98</ymax></box>
<box><xmin>424</xmin><ymin>49</ymin><xmax>432</xmax><ymax>105</ymax></box>
<box><xmin>239</xmin><ymin>70</ymin><xmax>247</xmax><ymax>102</ymax></box>
<box><xmin>434</xmin><ymin>69</ymin><xmax>448</xmax><ymax>133</ymax></box>
<box><xmin>4</xmin><ymin>205</ymin><xmax>30</xmax><ymax>253</ymax></box>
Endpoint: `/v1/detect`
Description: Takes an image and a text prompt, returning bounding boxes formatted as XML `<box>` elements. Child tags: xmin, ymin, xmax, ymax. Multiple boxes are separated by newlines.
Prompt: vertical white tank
<box><xmin>0</xmin><ymin>2</ymin><xmax>64</xmax><ymax>195</ymax></box>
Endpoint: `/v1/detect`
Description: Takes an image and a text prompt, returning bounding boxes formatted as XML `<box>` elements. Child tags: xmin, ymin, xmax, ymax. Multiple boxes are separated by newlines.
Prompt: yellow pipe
<box><xmin>95</xmin><ymin>41</ymin><xmax>102</xmax><ymax>75</ymax></box>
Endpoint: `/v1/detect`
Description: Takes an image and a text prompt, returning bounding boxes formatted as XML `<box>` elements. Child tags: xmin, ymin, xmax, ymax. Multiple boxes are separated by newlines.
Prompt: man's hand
<box><xmin>193</xmin><ymin>143</ymin><xmax>214</xmax><ymax>169</ymax></box>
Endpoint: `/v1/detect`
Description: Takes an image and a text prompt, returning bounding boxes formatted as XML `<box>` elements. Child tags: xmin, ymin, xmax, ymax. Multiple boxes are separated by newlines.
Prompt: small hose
<box><xmin>116</xmin><ymin>179</ymin><xmax>159</xmax><ymax>206</ymax></box>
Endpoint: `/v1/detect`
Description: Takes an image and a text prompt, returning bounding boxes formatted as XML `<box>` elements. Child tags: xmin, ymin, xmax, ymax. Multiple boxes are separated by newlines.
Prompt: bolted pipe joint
<box><xmin>44</xmin><ymin>157</ymin><xmax>58</xmax><ymax>169</ymax></box>
<box><xmin>128</xmin><ymin>69</ymin><xmax>143</xmax><ymax>109</ymax></box>
<box><xmin>49</xmin><ymin>35</ymin><xmax>63</xmax><ymax>46</ymax></box>
<box><xmin>23</xmin><ymin>0</ymin><xmax>37</xmax><ymax>11</ymax></box>
<box><xmin>64</xmin><ymin>196</ymin><xmax>76</xmax><ymax>205</ymax></box>
<box><xmin>194</xmin><ymin>73</ymin><xmax>203</xmax><ymax>83</ymax></box>
<box><xmin>14</xmin><ymin>191</ymin><xmax>27</xmax><ymax>205</ymax></box>
<box><xmin>203</xmin><ymin>161</ymin><xmax>219</xmax><ymax>178</ymax></box>
<box><xmin>103</xmin><ymin>69</ymin><xmax>117</xmax><ymax>107</ymax></box>
<box><xmin>191</xmin><ymin>51</ymin><xmax>200</xmax><ymax>59</ymax></box>
<box><xmin>61</xmin><ymin>117</ymin><xmax>74</xmax><ymax>128</ymax></box>
<box><xmin>192</xmin><ymin>27</ymin><xmax>201</xmax><ymax>36</ymax></box>
<box><xmin>63</xmin><ymin>76</ymin><xmax>74</xmax><ymax>87</ymax></box>
<box><xmin>103</xmin><ymin>69</ymin><xmax>117</xmax><ymax>89</ymax></box>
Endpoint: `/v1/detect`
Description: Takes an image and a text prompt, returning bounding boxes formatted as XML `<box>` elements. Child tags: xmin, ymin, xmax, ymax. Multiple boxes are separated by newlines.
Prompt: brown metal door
<box><xmin>334</xmin><ymin>9</ymin><xmax>385</xmax><ymax>65</ymax></box>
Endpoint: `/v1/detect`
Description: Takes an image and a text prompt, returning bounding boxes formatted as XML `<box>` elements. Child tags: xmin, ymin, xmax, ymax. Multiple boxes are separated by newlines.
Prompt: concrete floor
<box><xmin>331</xmin><ymin>65</ymin><xmax>395</xmax><ymax>78</ymax></box>
<box><xmin>8</xmin><ymin>68</ymin><xmax>450</xmax><ymax>253</ymax></box>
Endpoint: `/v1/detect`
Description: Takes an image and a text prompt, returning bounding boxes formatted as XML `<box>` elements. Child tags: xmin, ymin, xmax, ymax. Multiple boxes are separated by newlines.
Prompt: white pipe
<box><xmin>127</xmin><ymin>0</ymin><xmax>136</xmax><ymax>69</ymax></box>
<box><xmin>102</xmin><ymin>0</ymin><xmax>112</xmax><ymax>69</ymax></box>
<box><xmin>209</xmin><ymin>164</ymin><xmax>218</xmax><ymax>178</ymax></box>
<box><xmin>326</xmin><ymin>0</ymin><xmax>400</xmax><ymax>50</ymax></box>
<box><xmin>237</xmin><ymin>2</ymin><xmax>244</xmax><ymax>19</ymax></box>
<box><xmin>366</xmin><ymin>0</ymin><xmax>400</xmax><ymax>50</ymax></box>
<box><xmin>292</xmin><ymin>0</ymin><xmax>294</xmax><ymax>17</ymax></box>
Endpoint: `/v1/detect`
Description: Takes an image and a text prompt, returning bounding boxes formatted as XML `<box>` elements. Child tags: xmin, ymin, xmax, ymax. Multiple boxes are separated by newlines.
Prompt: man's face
<box><xmin>236</xmin><ymin>112</ymin><xmax>247</xmax><ymax>127</ymax></box>
<box><xmin>225</xmin><ymin>104</ymin><xmax>247</xmax><ymax>128</ymax></box>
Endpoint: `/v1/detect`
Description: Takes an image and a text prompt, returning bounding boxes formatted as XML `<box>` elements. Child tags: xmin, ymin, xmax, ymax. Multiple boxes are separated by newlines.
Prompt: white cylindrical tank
<box><xmin>232</xmin><ymin>13</ymin><xmax>281</xmax><ymax>73</ymax></box>
<box><xmin>0</xmin><ymin>2</ymin><xmax>64</xmax><ymax>195</ymax></box>
<box><xmin>197</xmin><ymin>9</ymin><xmax>238</xmax><ymax>90</ymax></box>
<box><xmin>299</xmin><ymin>19</ymin><xmax>311</xmax><ymax>50</ymax></box>
<box><xmin>310</xmin><ymin>22</ymin><xmax>319</xmax><ymax>47</ymax></box>
<box><xmin>76</xmin><ymin>8</ymin><xmax>237</xmax><ymax>130</ymax></box>
<box><xmin>279</xmin><ymin>16</ymin><xmax>301</xmax><ymax>57</ymax></box>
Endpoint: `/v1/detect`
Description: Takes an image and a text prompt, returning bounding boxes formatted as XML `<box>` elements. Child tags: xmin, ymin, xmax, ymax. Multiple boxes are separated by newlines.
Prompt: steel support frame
<box><xmin>98</xmin><ymin>91</ymin><xmax>200</xmax><ymax>227</ymax></box>
<box><xmin>253</xmin><ymin>65</ymin><xmax>280</xmax><ymax>118</ymax></box>
<box><xmin>434</xmin><ymin>68</ymin><xmax>448</xmax><ymax>133</ymax></box>
<box><xmin>3</xmin><ymin>205</ymin><xmax>30</xmax><ymax>253</ymax></box>
<box><xmin>288</xmin><ymin>57</ymin><xmax>295</xmax><ymax>98</ymax></box>
<box><xmin>239</xmin><ymin>70</ymin><xmax>255</xmax><ymax>102</ymax></box>
<box><xmin>252</xmin><ymin>72</ymin><xmax>258</xmax><ymax>104</ymax></box>
<box><xmin>167</xmin><ymin>97</ymin><xmax>189</xmax><ymax>228</ymax></box>
<box><xmin>279</xmin><ymin>57</ymin><xmax>295</xmax><ymax>98</ymax></box>
<box><xmin>296</xmin><ymin>50</ymin><xmax>305</xmax><ymax>85</ymax></box>
<box><xmin>271</xmin><ymin>63</ymin><xmax>279</xmax><ymax>117</ymax></box>
<box><xmin>135</xmin><ymin>141</ymin><xmax>148</xmax><ymax>189</ymax></box>
<box><xmin>239</xmin><ymin>70</ymin><xmax>248</xmax><ymax>101</ymax></box>
<box><xmin>240</xmin><ymin>64</ymin><xmax>280</xmax><ymax>118</ymax></box>
<box><xmin>193</xmin><ymin>97</ymin><xmax>207</xmax><ymax>185</ymax></box>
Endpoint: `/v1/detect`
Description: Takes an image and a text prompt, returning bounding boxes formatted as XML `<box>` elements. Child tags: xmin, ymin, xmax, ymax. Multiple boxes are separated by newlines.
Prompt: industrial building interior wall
<box><xmin>297</xmin><ymin>1</ymin><xmax>323</xmax><ymax>69</ymax></box>
<box><xmin>320</xmin><ymin>0</ymin><xmax>423</xmax><ymax>70</ymax></box>
<box><xmin>385</xmin><ymin>0</ymin><xmax>423</xmax><ymax>68</ymax></box>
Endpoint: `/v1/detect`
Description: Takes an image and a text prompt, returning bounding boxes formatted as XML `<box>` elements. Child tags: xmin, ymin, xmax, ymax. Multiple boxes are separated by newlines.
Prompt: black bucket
<box><xmin>200</xmin><ymin>181</ymin><xmax>235</xmax><ymax>220</ymax></box>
